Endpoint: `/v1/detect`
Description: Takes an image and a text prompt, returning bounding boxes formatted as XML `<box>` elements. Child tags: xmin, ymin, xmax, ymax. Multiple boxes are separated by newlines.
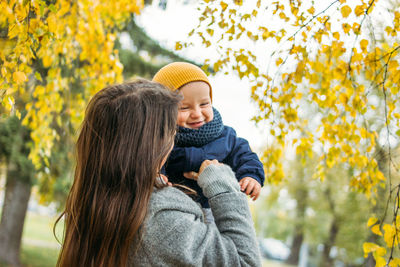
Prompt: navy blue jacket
<box><xmin>164</xmin><ymin>126</ymin><xmax>265</xmax><ymax>208</ymax></box>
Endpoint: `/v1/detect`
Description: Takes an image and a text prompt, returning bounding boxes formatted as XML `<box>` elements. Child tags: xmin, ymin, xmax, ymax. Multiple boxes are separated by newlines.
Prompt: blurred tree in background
<box><xmin>186</xmin><ymin>0</ymin><xmax>400</xmax><ymax>266</ymax></box>
<box><xmin>0</xmin><ymin>0</ymin><xmax>193</xmax><ymax>265</ymax></box>
<box><xmin>2</xmin><ymin>0</ymin><xmax>400</xmax><ymax>266</ymax></box>
<box><xmin>254</xmin><ymin>152</ymin><xmax>375</xmax><ymax>266</ymax></box>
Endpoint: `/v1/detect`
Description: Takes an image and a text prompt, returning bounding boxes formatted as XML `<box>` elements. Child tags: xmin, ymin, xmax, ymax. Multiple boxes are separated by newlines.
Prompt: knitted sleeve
<box><xmin>134</xmin><ymin>164</ymin><xmax>262</xmax><ymax>267</ymax></box>
<box><xmin>197</xmin><ymin>164</ymin><xmax>240</xmax><ymax>197</ymax></box>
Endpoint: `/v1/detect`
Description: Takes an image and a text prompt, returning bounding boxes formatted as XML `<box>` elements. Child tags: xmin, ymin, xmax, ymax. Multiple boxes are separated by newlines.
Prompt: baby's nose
<box><xmin>190</xmin><ymin>107</ymin><xmax>202</xmax><ymax>118</ymax></box>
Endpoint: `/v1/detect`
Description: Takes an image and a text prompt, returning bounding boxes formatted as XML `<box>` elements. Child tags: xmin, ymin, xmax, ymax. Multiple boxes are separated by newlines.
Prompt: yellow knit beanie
<box><xmin>152</xmin><ymin>62</ymin><xmax>212</xmax><ymax>100</ymax></box>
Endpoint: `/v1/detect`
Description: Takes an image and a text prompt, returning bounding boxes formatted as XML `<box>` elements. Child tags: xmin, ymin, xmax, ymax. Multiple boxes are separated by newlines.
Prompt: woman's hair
<box><xmin>56</xmin><ymin>79</ymin><xmax>181</xmax><ymax>267</ymax></box>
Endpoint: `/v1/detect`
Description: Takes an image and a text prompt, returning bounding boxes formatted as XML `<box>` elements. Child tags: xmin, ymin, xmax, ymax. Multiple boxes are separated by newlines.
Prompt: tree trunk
<box><xmin>362</xmin><ymin>144</ymin><xmax>391</xmax><ymax>267</ymax></box>
<box><xmin>0</xmin><ymin>163</ymin><xmax>32</xmax><ymax>267</ymax></box>
<box><xmin>364</xmin><ymin>252</ymin><xmax>376</xmax><ymax>267</ymax></box>
<box><xmin>320</xmin><ymin>218</ymin><xmax>339</xmax><ymax>267</ymax></box>
<box><xmin>285</xmin><ymin>230</ymin><xmax>304</xmax><ymax>264</ymax></box>
<box><xmin>286</xmin><ymin>164</ymin><xmax>307</xmax><ymax>265</ymax></box>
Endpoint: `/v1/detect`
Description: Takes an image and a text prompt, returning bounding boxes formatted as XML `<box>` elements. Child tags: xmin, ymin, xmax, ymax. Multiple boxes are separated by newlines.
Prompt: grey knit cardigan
<box><xmin>128</xmin><ymin>164</ymin><xmax>261</xmax><ymax>267</ymax></box>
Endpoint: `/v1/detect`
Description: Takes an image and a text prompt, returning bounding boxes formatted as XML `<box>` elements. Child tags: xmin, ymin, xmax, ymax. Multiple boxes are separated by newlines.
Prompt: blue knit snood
<box><xmin>176</xmin><ymin>107</ymin><xmax>224</xmax><ymax>147</ymax></box>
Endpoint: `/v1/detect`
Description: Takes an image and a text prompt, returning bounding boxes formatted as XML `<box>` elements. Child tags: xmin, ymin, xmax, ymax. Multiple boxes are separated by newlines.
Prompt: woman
<box><xmin>56</xmin><ymin>79</ymin><xmax>261</xmax><ymax>267</ymax></box>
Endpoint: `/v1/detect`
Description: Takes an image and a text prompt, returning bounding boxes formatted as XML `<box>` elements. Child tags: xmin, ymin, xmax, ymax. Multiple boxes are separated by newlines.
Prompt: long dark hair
<box><xmin>55</xmin><ymin>79</ymin><xmax>181</xmax><ymax>267</ymax></box>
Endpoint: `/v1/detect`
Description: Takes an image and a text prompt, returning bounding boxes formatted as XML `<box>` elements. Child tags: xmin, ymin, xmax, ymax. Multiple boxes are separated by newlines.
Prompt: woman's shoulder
<box><xmin>148</xmin><ymin>186</ymin><xmax>202</xmax><ymax>216</ymax></box>
<box><xmin>150</xmin><ymin>186</ymin><xmax>188</xmax><ymax>202</ymax></box>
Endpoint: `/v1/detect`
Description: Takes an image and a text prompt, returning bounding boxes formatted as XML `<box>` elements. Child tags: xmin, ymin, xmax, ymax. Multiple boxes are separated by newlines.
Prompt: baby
<box><xmin>153</xmin><ymin>62</ymin><xmax>265</xmax><ymax>220</ymax></box>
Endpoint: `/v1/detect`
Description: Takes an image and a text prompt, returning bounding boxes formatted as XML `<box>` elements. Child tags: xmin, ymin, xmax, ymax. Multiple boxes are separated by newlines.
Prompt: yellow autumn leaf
<box><xmin>226</xmin><ymin>26</ymin><xmax>235</xmax><ymax>34</ymax></box>
<box><xmin>342</xmin><ymin>23</ymin><xmax>351</xmax><ymax>34</ymax></box>
<box><xmin>371</xmin><ymin>224</ymin><xmax>383</xmax><ymax>236</ymax></box>
<box><xmin>1</xmin><ymin>67</ymin><xmax>7</xmax><ymax>77</ymax></box>
<box><xmin>14</xmin><ymin>2</ymin><xmax>28</xmax><ymax>21</ymax></box>
<box><xmin>275</xmin><ymin>58</ymin><xmax>283</xmax><ymax>66</ymax></box>
<box><xmin>47</xmin><ymin>14</ymin><xmax>57</xmax><ymax>33</ymax></box>
<box><xmin>175</xmin><ymin>42</ymin><xmax>182</xmax><ymax>50</ymax></box>
<box><xmin>3</xmin><ymin>96</ymin><xmax>15</xmax><ymax>112</ymax></box>
<box><xmin>279</xmin><ymin>12</ymin><xmax>286</xmax><ymax>20</ymax></box>
<box><xmin>383</xmin><ymin>224</ymin><xmax>397</xmax><ymax>247</ymax></box>
<box><xmin>376</xmin><ymin>246</ymin><xmax>387</xmax><ymax>257</ymax></box>
<box><xmin>242</xmin><ymin>14</ymin><xmax>251</xmax><ymax>20</ymax></box>
<box><xmin>389</xmin><ymin>258</ymin><xmax>400</xmax><ymax>267</ymax></box>
<box><xmin>15</xmin><ymin>109</ymin><xmax>21</xmax><ymax>119</ymax></box>
<box><xmin>385</xmin><ymin>26</ymin><xmax>397</xmax><ymax>37</ymax></box>
<box><xmin>367</xmin><ymin>217</ymin><xmax>378</xmax><ymax>227</ymax></box>
<box><xmin>12</xmin><ymin>71</ymin><xmax>27</xmax><ymax>84</ymax></box>
<box><xmin>354</xmin><ymin>5</ymin><xmax>365</xmax><ymax>16</ymax></box>
<box><xmin>220</xmin><ymin>1</ymin><xmax>228</xmax><ymax>11</ymax></box>
<box><xmin>376</xmin><ymin>171</ymin><xmax>385</xmax><ymax>181</ymax></box>
<box><xmin>338</xmin><ymin>93</ymin><xmax>348</xmax><ymax>104</ymax></box>
<box><xmin>352</xmin><ymin>22</ymin><xmax>361</xmax><ymax>34</ymax></box>
<box><xmin>363</xmin><ymin>242</ymin><xmax>379</xmax><ymax>256</ymax></box>
<box><xmin>7</xmin><ymin>23</ymin><xmax>20</xmax><ymax>39</ymax></box>
<box><xmin>291</xmin><ymin>6</ymin><xmax>299</xmax><ymax>16</ymax></box>
<box><xmin>42</xmin><ymin>55</ymin><xmax>54</xmax><ymax>68</ymax></box>
<box><xmin>376</xmin><ymin>256</ymin><xmax>386</xmax><ymax>267</ymax></box>
<box><xmin>307</xmin><ymin>7</ymin><xmax>315</xmax><ymax>15</ymax></box>
<box><xmin>333</xmin><ymin>32</ymin><xmax>340</xmax><ymax>40</ymax></box>
<box><xmin>360</xmin><ymin>39</ymin><xmax>368</xmax><ymax>52</ymax></box>
<box><xmin>260</xmin><ymin>28</ymin><xmax>269</xmax><ymax>40</ymax></box>
<box><xmin>341</xmin><ymin>5</ymin><xmax>352</xmax><ymax>18</ymax></box>
<box><xmin>309</xmin><ymin>73</ymin><xmax>319</xmax><ymax>84</ymax></box>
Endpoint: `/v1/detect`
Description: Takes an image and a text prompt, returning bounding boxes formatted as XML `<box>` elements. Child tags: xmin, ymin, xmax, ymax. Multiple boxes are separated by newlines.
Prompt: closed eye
<box><xmin>200</xmin><ymin>102</ymin><xmax>210</xmax><ymax>106</ymax></box>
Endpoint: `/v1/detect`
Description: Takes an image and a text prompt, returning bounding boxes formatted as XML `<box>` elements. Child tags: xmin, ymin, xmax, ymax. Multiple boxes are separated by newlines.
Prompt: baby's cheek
<box><xmin>177</xmin><ymin>112</ymin><xmax>187</xmax><ymax>127</ymax></box>
<box><xmin>207</xmin><ymin>109</ymin><xmax>214</xmax><ymax>122</ymax></box>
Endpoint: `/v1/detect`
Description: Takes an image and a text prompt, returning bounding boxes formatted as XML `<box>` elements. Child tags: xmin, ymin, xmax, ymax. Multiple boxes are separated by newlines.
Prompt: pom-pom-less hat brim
<box><xmin>152</xmin><ymin>62</ymin><xmax>212</xmax><ymax>100</ymax></box>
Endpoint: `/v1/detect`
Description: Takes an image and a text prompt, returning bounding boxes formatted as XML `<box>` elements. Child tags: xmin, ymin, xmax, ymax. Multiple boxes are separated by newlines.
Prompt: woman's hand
<box><xmin>183</xmin><ymin>159</ymin><xmax>221</xmax><ymax>180</ymax></box>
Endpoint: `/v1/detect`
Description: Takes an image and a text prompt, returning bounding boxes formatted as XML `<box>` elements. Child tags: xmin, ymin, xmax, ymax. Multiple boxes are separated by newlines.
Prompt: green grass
<box><xmin>20</xmin><ymin>244</ymin><xmax>59</xmax><ymax>267</ymax></box>
<box><xmin>23</xmin><ymin>212</ymin><xmax>63</xmax><ymax>243</ymax></box>
<box><xmin>20</xmin><ymin>211</ymin><xmax>62</xmax><ymax>267</ymax></box>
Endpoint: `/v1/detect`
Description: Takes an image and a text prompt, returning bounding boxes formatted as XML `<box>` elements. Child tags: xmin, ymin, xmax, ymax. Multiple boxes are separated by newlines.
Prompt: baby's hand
<box><xmin>239</xmin><ymin>177</ymin><xmax>261</xmax><ymax>201</ymax></box>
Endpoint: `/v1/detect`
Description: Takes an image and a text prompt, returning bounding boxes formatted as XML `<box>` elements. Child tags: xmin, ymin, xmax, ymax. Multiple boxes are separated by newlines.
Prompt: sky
<box><xmin>135</xmin><ymin>0</ymin><xmax>267</xmax><ymax>151</ymax></box>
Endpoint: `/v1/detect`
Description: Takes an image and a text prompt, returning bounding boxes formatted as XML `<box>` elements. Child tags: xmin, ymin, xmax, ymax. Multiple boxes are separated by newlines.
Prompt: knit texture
<box><xmin>152</xmin><ymin>62</ymin><xmax>213</xmax><ymax>100</ymax></box>
<box><xmin>197</xmin><ymin>164</ymin><xmax>240</xmax><ymax>198</ymax></box>
<box><xmin>129</xmin><ymin>164</ymin><xmax>262</xmax><ymax>266</ymax></box>
<box><xmin>176</xmin><ymin>107</ymin><xmax>223</xmax><ymax>147</ymax></box>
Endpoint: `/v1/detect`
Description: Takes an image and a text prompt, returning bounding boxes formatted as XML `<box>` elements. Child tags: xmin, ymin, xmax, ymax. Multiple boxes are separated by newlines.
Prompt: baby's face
<box><xmin>177</xmin><ymin>81</ymin><xmax>213</xmax><ymax>129</ymax></box>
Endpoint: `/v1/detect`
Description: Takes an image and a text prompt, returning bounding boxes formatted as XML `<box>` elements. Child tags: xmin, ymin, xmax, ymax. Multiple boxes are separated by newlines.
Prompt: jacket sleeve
<box><xmin>225</xmin><ymin>128</ymin><xmax>265</xmax><ymax>186</ymax></box>
<box><xmin>141</xmin><ymin>165</ymin><xmax>262</xmax><ymax>267</ymax></box>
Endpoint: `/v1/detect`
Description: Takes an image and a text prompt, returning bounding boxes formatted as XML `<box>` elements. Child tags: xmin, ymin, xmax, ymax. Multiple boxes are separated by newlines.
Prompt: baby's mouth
<box><xmin>188</xmin><ymin>121</ymin><xmax>205</xmax><ymax>129</ymax></box>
